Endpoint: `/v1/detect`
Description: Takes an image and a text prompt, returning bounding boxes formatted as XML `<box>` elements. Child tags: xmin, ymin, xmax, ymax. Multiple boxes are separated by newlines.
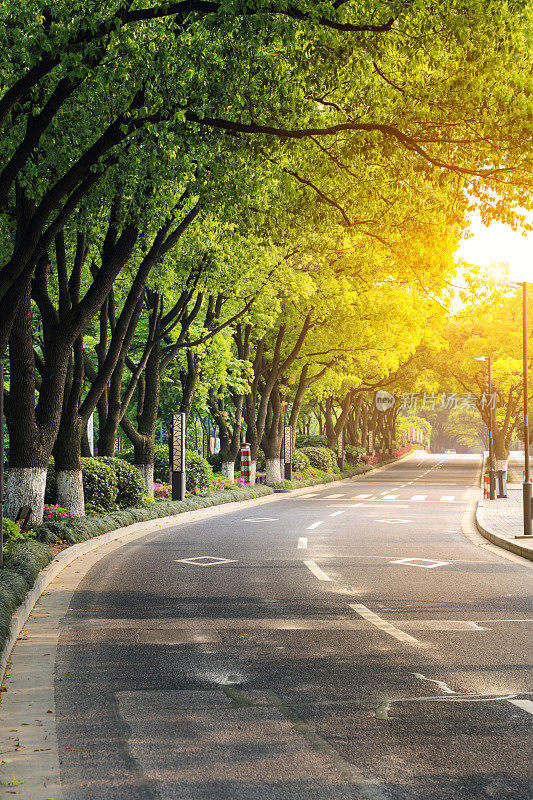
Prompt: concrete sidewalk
<box><xmin>476</xmin><ymin>486</ymin><xmax>533</xmax><ymax>561</ymax></box>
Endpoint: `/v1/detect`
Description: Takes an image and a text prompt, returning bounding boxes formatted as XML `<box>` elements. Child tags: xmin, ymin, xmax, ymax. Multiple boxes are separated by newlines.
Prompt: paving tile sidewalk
<box><xmin>476</xmin><ymin>486</ymin><xmax>533</xmax><ymax>561</ymax></box>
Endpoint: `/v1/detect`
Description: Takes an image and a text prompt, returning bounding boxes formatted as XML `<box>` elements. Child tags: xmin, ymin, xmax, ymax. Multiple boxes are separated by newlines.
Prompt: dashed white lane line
<box><xmin>307</xmin><ymin>521</ymin><xmax>324</xmax><ymax>530</ymax></box>
<box><xmin>329</xmin><ymin>510</ymin><xmax>346</xmax><ymax>517</ymax></box>
<box><xmin>298</xmin><ymin>537</ymin><xmax>308</xmax><ymax>549</ymax></box>
<box><xmin>303</xmin><ymin>560</ymin><xmax>332</xmax><ymax>581</ymax></box>
<box><xmin>348</xmin><ymin>603</ymin><xmax>421</xmax><ymax>645</ymax></box>
<box><xmin>508</xmin><ymin>699</ymin><xmax>533</xmax><ymax>716</ymax></box>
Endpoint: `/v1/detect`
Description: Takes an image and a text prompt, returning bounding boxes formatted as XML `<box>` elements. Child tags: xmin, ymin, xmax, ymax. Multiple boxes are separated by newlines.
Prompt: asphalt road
<box><xmin>55</xmin><ymin>453</ymin><xmax>533</xmax><ymax>799</ymax></box>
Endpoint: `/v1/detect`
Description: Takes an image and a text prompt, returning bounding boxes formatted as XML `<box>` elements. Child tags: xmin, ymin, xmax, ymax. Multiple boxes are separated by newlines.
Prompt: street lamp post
<box><xmin>474</xmin><ymin>356</ymin><xmax>495</xmax><ymax>499</ymax></box>
<box><xmin>520</xmin><ymin>282</ymin><xmax>532</xmax><ymax>535</ymax></box>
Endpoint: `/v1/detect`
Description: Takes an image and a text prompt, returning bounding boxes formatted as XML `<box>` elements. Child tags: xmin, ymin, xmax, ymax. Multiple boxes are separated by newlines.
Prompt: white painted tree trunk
<box><xmin>221</xmin><ymin>461</ymin><xmax>235</xmax><ymax>482</ymax></box>
<box><xmin>136</xmin><ymin>463</ymin><xmax>154</xmax><ymax>497</ymax></box>
<box><xmin>5</xmin><ymin>467</ymin><xmax>47</xmax><ymax>526</ymax></box>
<box><xmin>57</xmin><ymin>470</ymin><xmax>85</xmax><ymax>516</ymax></box>
<box><xmin>495</xmin><ymin>458</ymin><xmax>508</xmax><ymax>472</ymax></box>
<box><xmin>250</xmin><ymin>461</ymin><xmax>257</xmax><ymax>485</ymax></box>
<box><xmin>265</xmin><ymin>458</ymin><xmax>282</xmax><ymax>485</ymax></box>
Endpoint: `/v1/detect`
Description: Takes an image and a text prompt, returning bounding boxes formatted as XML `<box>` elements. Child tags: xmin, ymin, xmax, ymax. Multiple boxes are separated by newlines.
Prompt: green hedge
<box><xmin>0</xmin><ymin>541</ymin><xmax>54</xmax><ymax>654</ymax></box>
<box><xmin>300</xmin><ymin>445</ymin><xmax>337</xmax><ymax>472</ymax></box>
<box><xmin>292</xmin><ymin>448</ymin><xmax>311</xmax><ymax>472</ymax></box>
<box><xmin>100</xmin><ymin>457</ymin><xmax>145</xmax><ymax>508</ymax></box>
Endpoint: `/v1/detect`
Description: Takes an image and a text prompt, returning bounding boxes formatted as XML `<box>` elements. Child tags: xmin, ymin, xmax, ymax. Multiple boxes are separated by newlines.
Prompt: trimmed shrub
<box><xmin>119</xmin><ymin>444</ymin><xmax>170</xmax><ymax>483</ymax></box>
<box><xmin>101</xmin><ymin>457</ymin><xmax>145</xmax><ymax>509</ymax></box>
<box><xmin>345</xmin><ymin>444</ymin><xmax>365</xmax><ymax>465</ymax></box>
<box><xmin>186</xmin><ymin>449</ymin><xmax>213</xmax><ymax>493</ymax></box>
<box><xmin>300</xmin><ymin>445</ymin><xmax>337</xmax><ymax>471</ymax></box>
<box><xmin>81</xmin><ymin>457</ymin><xmax>118</xmax><ymax>511</ymax></box>
<box><xmin>206</xmin><ymin>452</ymin><xmax>222</xmax><ymax>472</ymax></box>
<box><xmin>2</xmin><ymin>518</ymin><xmax>36</xmax><ymax>549</ymax></box>
<box><xmin>296</xmin><ymin>434</ymin><xmax>327</xmax><ymax>448</ymax></box>
<box><xmin>292</xmin><ymin>448</ymin><xmax>310</xmax><ymax>472</ymax></box>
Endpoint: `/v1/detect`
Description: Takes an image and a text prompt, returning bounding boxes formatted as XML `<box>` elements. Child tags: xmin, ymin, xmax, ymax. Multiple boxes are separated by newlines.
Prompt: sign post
<box><xmin>170</xmin><ymin>411</ymin><xmax>186</xmax><ymax>501</ymax></box>
<box><xmin>283</xmin><ymin>425</ymin><xmax>293</xmax><ymax>480</ymax></box>
<box><xmin>337</xmin><ymin>431</ymin><xmax>344</xmax><ymax>471</ymax></box>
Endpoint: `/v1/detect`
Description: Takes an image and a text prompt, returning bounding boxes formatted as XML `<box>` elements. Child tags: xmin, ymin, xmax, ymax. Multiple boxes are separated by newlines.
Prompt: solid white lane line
<box><xmin>329</xmin><ymin>510</ymin><xmax>346</xmax><ymax>517</ymax></box>
<box><xmin>411</xmin><ymin>495</ymin><xmax>427</xmax><ymax>501</ymax></box>
<box><xmin>303</xmin><ymin>560</ymin><xmax>332</xmax><ymax>581</ymax></box>
<box><xmin>298</xmin><ymin>537</ymin><xmax>308</xmax><ymax>549</ymax></box>
<box><xmin>324</xmin><ymin>494</ymin><xmax>345</xmax><ymax>499</ymax></box>
<box><xmin>508</xmin><ymin>699</ymin><xmax>533</xmax><ymax>716</ymax></box>
<box><xmin>307</xmin><ymin>521</ymin><xmax>324</xmax><ymax>530</ymax></box>
<box><xmin>348</xmin><ymin>603</ymin><xmax>421</xmax><ymax>645</ymax></box>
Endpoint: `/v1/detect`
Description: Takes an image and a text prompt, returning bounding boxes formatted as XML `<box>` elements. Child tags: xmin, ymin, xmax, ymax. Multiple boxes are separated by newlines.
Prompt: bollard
<box><xmin>240</xmin><ymin>443</ymin><xmax>252</xmax><ymax>484</ymax></box>
<box><xmin>484</xmin><ymin>475</ymin><xmax>490</xmax><ymax>499</ymax></box>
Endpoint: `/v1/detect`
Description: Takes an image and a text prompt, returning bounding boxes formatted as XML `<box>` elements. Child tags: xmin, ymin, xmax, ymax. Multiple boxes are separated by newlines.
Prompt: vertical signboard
<box><xmin>337</xmin><ymin>431</ymin><xmax>344</xmax><ymax>471</ymax></box>
<box><xmin>170</xmin><ymin>411</ymin><xmax>186</xmax><ymax>501</ymax></box>
<box><xmin>283</xmin><ymin>425</ymin><xmax>293</xmax><ymax>480</ymax></box>
<box><xmin>87</xmin><ymin>412</ymin><xmax>94</xmax><ymax>456</ymax></box>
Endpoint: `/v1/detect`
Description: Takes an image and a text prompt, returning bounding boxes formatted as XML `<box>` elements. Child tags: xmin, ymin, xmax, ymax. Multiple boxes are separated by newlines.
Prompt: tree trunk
<box><xmin>222</xmin><ymin>461</ymin><xmax>235</xmax><ymax>481</ymax></box>
<box><xmin>5</xmin><ymin>468</ymin><xmax>48</xmax><ymax>525</ymax></box>
<box><xmin>265</xmin><ymin>458</ymin><xmax>282</xmax><ymax>484</ymax></box>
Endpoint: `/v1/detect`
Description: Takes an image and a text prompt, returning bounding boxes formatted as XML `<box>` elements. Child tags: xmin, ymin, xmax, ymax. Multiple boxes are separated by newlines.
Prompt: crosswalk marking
<box><xmin>411</xmin><ymin>494</ymin><xmax>427</xmax><ymax>501</ymax></box>
<box><xmin>383</xmin><ymin>494</ymin><xmax>399</xmax><ymax>500</ymax></box>
<box><xmin>324</xmin><ymin>493</ymin><xmax>345</xmax><ymax>499</ymax></box>
<box><xmin>440</xmin><ymin>495</ymin><xmax>455</xmax><ymax>502</ymax></box>
<box><xmin>352</xmin><ymin>494</ymin><xmax>371</xmax><ymax>499</ymax></box>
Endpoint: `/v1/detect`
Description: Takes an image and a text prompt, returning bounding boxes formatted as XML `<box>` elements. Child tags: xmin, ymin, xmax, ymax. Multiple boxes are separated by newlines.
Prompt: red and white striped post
<box><xmin>240</xmin><ymin>443</ymin><xmax>252</xmax><ymax>485</ymax></box>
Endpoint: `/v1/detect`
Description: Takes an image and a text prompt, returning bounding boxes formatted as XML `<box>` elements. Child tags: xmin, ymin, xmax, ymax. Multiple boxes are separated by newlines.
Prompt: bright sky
<box><xmin>456</xmin><ymin>210</ymin><xmax>533</xmax><ymax>283</ymax></box>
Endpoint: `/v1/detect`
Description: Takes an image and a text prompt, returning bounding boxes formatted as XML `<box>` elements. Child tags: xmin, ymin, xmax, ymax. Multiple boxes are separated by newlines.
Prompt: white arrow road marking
<box><xmin>307</xmin><ymin>521</ymin><xmax>324</xmax><ymax>530</ymax></box>
<box><xmin>329</xmin><ymin>510</ymin><xmax>346</xmax><ymax>517</ymax></box>
<box><xmin>303</xmin><ymin>560</ymin><xmax>331</xmax><ymax>581</ymax></box>
<box><xmin>297</xmin><ymin>537</ymin><xmax>308</xmax><ymax>549</ymax></box>
<box><xmin>243</xmin><ymin>517</ymin><xmax>278</xmax><ymax>522</ymax></box>
<box><xmin>348</xmin><ymin>603</ymin><xmax>420</xmax><ymax>645</ymax></box>
<box><xmin>175</xmin><ymin>557</ymin><xmax>237</xmax><ymax>566</ymax></box>
<box><xmin>391</xmin><ymin>557</ymin><xmax>451</xmax><ymax>569</ymax></box>
<box><xmin>377</xmin><ymin>519</ymin><xmax>414</xmax><ymax>524</ymax></box>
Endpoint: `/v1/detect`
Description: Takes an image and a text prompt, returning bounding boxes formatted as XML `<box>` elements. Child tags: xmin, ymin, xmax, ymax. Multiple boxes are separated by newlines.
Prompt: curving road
<box><xmin>55</xmin><ymin>453</ymin><xmax>533</xmax><ymax>799</ymax></box>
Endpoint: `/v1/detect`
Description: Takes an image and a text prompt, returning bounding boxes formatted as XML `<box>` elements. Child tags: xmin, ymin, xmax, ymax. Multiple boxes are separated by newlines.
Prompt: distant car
<box><xmin>445</xmin><ymin>449</ymin><xmax>456</xmax><ymax>454</ymax></box>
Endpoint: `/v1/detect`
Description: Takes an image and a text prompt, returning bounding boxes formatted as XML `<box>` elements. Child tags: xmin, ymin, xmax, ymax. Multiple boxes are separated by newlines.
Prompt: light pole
<box><xmin>520</xmin><ymin>282</ymin><xmax>532</xmax><ymax>535</ymax></box>
<box><xmin>474</xmin><ymin>356</ymin><xmax>495</xmax><ymax>499</ymax></box>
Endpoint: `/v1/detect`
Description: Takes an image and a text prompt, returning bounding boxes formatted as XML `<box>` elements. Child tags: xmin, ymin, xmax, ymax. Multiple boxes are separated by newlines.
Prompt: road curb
<box><xmin>475</xmin><ymin>506</ymin><xmax>533</xmax><ymax>562</ymax></box>
<box><xmin>1</xmin><ymin>452</ymin><xmax>416</xmax><ymax>684</ymax></box>
<box><xmin>474</xmin><ymin>454</ymin><xmax>533</xmax><ymax>562</ymax></box>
